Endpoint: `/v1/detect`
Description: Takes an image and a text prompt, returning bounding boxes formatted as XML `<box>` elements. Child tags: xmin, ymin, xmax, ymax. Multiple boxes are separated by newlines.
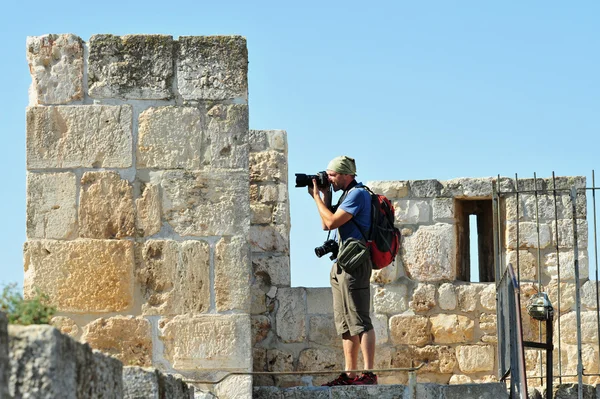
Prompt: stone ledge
<box><xmin>254</xmin><ymin>382</ymin><xmax>509</xmax><ymax>399</ymax></box>
<box><xmin>8</xmin><ymin>324</ymin><xmax>123</xmax><ymax>398</ymax></box>
<box><xmin>123</xmin><ymin>366</ymin><xmax>194</xmax><ymax>398</ymax></box>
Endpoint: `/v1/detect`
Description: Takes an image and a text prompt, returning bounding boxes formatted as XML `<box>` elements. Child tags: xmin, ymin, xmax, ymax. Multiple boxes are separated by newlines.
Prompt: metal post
<box><xmin>546</xmin><ymin>315</ymin><xmax>553</xmax><ymax>399</ymax></box>
<box><xmin>571</xmin><ymin>186</ymin><xmax>583</xmax><ymax>399</ymax></box>
<box><xmin>552</xmin><ymin>172</ymin><xmax>563</xmax><ymax>383</ymax></box>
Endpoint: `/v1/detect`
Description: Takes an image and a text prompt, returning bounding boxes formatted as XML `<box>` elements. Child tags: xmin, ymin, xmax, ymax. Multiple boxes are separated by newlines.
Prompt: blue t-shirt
<box><xmin>337</xmin><ymin>183</ymin><xmax>371</xmax><ymax>242</ymax></box>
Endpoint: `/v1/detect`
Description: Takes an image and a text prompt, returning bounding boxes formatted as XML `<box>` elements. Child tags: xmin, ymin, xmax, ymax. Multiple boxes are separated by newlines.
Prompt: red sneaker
<box><xmin>321</xmin><ymin>373</ymin><xmax>355</xmax><ymax>386</ymax></box>
<box><xmin>353</xmin><ymin>372</ymin><xmax>378</xmax><ymax>385</ymax></box>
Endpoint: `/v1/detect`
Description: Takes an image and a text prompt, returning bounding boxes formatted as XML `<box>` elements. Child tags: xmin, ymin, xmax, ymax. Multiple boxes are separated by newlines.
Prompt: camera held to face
<box><xmin>315</xmin><ymin>239</ymin><xmax>339</xmax><ymax>260</ymax></box>
<box><xmin>295</xmin><ymin>171</ymin><xmax>329</xmax><ymax>188</ymax></box>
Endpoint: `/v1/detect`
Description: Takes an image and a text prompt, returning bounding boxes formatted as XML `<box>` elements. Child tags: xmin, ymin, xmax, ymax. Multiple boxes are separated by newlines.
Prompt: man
<box><xmin>308</xmin><ymin>155</ymin><xmax>377</xmax><ymax>386</ymax></box>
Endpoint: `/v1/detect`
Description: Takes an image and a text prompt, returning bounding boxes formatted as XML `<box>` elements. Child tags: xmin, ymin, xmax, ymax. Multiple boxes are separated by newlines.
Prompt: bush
<box><xmin>0</xmin><ymin>283</ymin><xmax>56</xmax><ymax>325</ymax></box>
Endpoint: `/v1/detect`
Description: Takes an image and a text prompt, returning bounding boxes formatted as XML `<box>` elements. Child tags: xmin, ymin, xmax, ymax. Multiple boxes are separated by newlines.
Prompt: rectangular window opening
<box><xmin>456</xmin><ymin>199</ymin><xmax>495</xmax><ymax>282</ymax></box>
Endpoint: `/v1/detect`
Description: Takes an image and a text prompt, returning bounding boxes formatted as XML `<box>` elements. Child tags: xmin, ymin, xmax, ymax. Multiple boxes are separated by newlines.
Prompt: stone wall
<box><xmin>24</xmin><ymin>32</ymin><xmax>597</xmax><ymax>396</ymax></box>
<box><xmin>0</xmin><ymin>313</ymin><xmax>194</xmax><ymax>398</ymax></box>
<box><xmin>251</xmin><ymin>175</ymin><xmax>595</xmax><ymax>388</ymax></box>
<box><xmin>25</xmin><ymin>33</ymin><xmax>251</xmax><ymax>398</ymax></box>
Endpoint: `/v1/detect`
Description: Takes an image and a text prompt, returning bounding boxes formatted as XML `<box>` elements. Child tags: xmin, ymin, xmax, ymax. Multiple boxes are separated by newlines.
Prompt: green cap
<box><xmin>327</xmin><ymin>156</ymin><xmax>357</xmax><ymax>176</ymax></box>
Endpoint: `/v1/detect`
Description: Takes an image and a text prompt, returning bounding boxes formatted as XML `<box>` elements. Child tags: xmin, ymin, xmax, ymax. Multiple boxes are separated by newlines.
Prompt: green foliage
<box><xmin>0</xmin><ymin>283</ymin><xmax>56</xmax><ymax>325</ymax></box>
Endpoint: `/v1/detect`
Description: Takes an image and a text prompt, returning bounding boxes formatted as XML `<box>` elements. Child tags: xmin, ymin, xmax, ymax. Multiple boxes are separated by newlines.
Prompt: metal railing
<box><xmin>494</xmin><ymin>172</ymin><xmax>600</xmax><ymax>399</ymax></box>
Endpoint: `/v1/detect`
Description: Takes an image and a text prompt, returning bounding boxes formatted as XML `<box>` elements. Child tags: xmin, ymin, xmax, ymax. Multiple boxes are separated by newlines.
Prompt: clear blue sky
<box><xmin>1</xmin><ymin>1</ymin><xmax>598</xmax><ymax>289</ymax></box>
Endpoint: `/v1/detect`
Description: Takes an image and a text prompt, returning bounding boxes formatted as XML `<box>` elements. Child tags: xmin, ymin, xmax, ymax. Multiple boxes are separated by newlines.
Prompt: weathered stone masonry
<box><xmin>23</xmin><ymin>32</ymin><xmax>599</xmax><ymax>398</ymax></box>
<box><xmin>25</xmin><ymin>33</ymin><xmax>252</xmax><ymax>398</ymax></box>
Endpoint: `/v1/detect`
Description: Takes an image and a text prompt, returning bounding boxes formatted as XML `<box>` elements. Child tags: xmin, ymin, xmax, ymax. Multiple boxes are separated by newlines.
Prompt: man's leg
<box><xmin>342</xmin><ymin>333</ymin><xmax>361</xmax><ymax>378</ymax></box>
<box><xmin>359</xmin><ymin>329</ymin><xmax>376</xmax><ymax>370</ymax></box>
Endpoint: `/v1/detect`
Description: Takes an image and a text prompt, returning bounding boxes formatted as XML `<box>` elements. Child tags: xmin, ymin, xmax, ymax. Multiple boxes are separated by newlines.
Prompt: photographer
<box><xmin>307</xmin><ymin>155</ymin><xmax>377</xmax><ymax>386</ymax></box>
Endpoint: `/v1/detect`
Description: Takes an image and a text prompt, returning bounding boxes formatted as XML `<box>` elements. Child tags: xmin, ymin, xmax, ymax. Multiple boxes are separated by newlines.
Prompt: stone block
<box><xmin>392</xmin><ymin>345</ymin><xmax>456</xmax><ymax>375</ymax></box>
<box><xmin>297</xmin><ymin>348</ymin><xmax>344</xmax><ymax>386</ymax></box>
<box><xmin>558</xmin><ymin>311</ymin><xmax>599</xmax><ymax>344</ymax></box>
<box><xmin>410</xmin><ymin>283</ymin><xmax>436</xmax><ymax>312</ymax></box>
<box><xmin>50</xmin><ymin>316</ymin><xmax>80</xmax><ymax>339</ymax></box>
<box><xmin>82</xmin><ymin>316</ymin><xmax>152</xmax><ymax>367</ymax></box>
<box><xmin>456</xmin><ymin>284</ymin><xmax>480</xmax><ymax>312</ymax></box>
<box><xmin>441</xmin><ymin>177</ymin><xmax>494</xmax><ymax>198</ymax></box>
<box><xmin>389</xmin><ymin>315</ymin><xmax>430</xmax><ymax>346</ymax></box>
<box><xmin>558</xmin><ymin>344</ymin><xmax>599</xmax><ymax>379</ymax></box>
<box><xmin>273</xmin><ymin>202</ymin><xmax>291</xmax><ymax>227</ymax></box>
<box><xmin>330</xmin><ymin>385</ymin><xmax>407</xmax><ymax>398</ymax></box>
<box><xmin>161</xmin><ymin>170</ymin><xmax>250</xmax><ymax>237</ymax></box>
<box><xmin>479</xmin><ymin>283</ymin><xmax>496</xmax><ymax>311</ymax></box>
<box><xmin>250</xmin><ymin>225</ymin><xmax>289</xmax><ymax>253</ymax></box>
<box><xmin>256</xmin><ymin>182</ymin><xmax>288</xmax><ymax>203</ymax></box>
<box><xmin>581</xmin><ymin>280</ymin><xmax>600</xmax><ymax>310</ymax></box>
<box><xmin>479</xmin><ymin>313</ymin><xmax>497</xmax><ymax>334</ymax></box>
<box><xmin>506</xmin><ymin>194</ymin><xmax>565</xmax><ymax>222</ymax></box>
<box><xmin>136</xmin><ymin>183</ymin><xmax>162</xmax><ymax>237</ymax></box>
<box><xmin>89</xmin><ymin>34</ymin><xmax>174</xmax><ymax>99</ymax></box>
<box><xmin>444</xmin><ymin>383</ymin><xmax>509</xmax><ymax>399</ymax></box>
<box><xmin>8</xmin><ymin>325</ymin><xmax>122</xmax><ymax>398</ymax></box>
<box><xmin>395</xmin><ymin>199</ymin><xmax>431</xmax><ymax>224</ymax></box>
<box><xmin>306</xmin><ymin>287</ymin><xmax>333</xmax><ymax>314</ymax></box>
<box><xmin>433</xmin><ymin>197</ymin><xmax>455</xmax><ymax>222</ymax></box>
<box><xmin>456</xmin><ymin>345</ymin><xmax>495</xmax><ymax>372</ymax></box>
<box><xmin>159</xmin><ymin>314</ymin><xmax>251</xmax><ymax>371</ymax></box>
<box><xmin>254</xmin><ymin>386</ymin><xmax>329</xmax><ymax>398</ymax></box>
<box><xmin>409</xmin><ymin>179</ymin><xmax>443</xmax><ymax>198</ymax></box>
<box><xmin>505</xmin><ymin>221</ymin><xmax>552</xmax><ymax>249</ymax></box>
<box><xmin>177</xmin><ymin>35</ymin><xmax>248</xmax><ymax>101</ymax></box>
<box><xmin>26</xmin><ymin>34</ymin><xmax>84</xmax><ymax>105</ymax></box>
<box><xmin>308</xmin><ymin>315</ymin><xmax>339</xmax><ymax>347</ymax></box>
<box><xmin>430</xmin><ymin>314</ymin><xmax>474</xmax><ymax>344</ymax></box>
<box><xmin>123</xmin><ymin>367</ymin><xmax>194</xmax><ymax>398</ymax></box>
<box><xmin>505</xmin><ymin>250</ymin><xmax>537</xmax><ymax>281</ymax></box>
<box><xmin>545</xmin><ymin>250</ymin><xmax>589</xmax><ymax>281</ymax></box>
<box><xmin>555</xmin><ymin>384</ymin><xmax>597</xmax><ymax>399</ymax></box>
<box><xmin>250</xmin><ymin>150</ymin><xmax>288</xmax><ymax>184</ymax></box>
<box><xmin>24</xmin><ymin>239</ymin><xmax>134</xmax><ymax>312</ymax></box>
<box><xmin>137</xmin><ymin>106</ymin><xmax>203</xmax><ymax>169</ymax></box>
<box><xmin>0</xmin><ymin>313</ymin><xmax>7</xmax><ymax>399</ymax></box>
<box><xmin>251</xmin><ymin>284</ymin><xmax>268</xmax><ymax>315</ymax></box>
<box><xmin>26</xmin><ymin>172</ymin><xmax>77</xmax><ymax>239</ymax></box>
<box><xmin>372</xmin><ymin>313</ymin><xmax>389</xmax><ymax>345</ymax></box>
<box><xmin>366</xmin><ymin>180</ymin><xmax>409</xmax><ymax>199</ymax></box>
<box><xmin>266</xmin><ymin>348</ymin><xmax>294</xmax><ymax>373</ymax></box>
<box><xmin>371</xmin><ymin>258</ymin><xmax>403</xmax><ymax>284</ymax></box>
<box><xmin>373</xmin><ymin>284</ymin><xmax>408</xmax><ymax>314</ymax></box>
<box><xmin>215</xmin><ymin>236</ymin><xmax>251</xmax><ymax>312</ymax></box>
<box><xmin>203</xmin><ymin>104</ymin><xmax>249</xmax><ymax>170</ymax></box>
<box><xmin>249</xmin><ymin>129</ymin><xmax>287</xmax><ymax>153</ymax></box>
<box><xmin>137</xmin><ymin>240</ymin><xmax>210</xmax><ymax>316</ymax></box>
<box><xmin>79</xmin><ymin>171</ymin><xmax>135</xmax><ymax>239</ymax></box>
<box><xmin>93</xmin><ymin>349</ymin><xmax>125</xmax><ymax>398</ymax></box>
<box><xmin>251</xmin><ymin>203</ymin><xmax>273</xmax><ymax>224</ymax></box>
<box><xmin>276</xmin><ymin>288</ymin><xmax>306</xmax><ymax>343</ymax></box>
<box><xmin>26</xmin><ymin>105</ymin><xmax>133</xmax><ymax>169</ymax></box>
<box><xmin>214</xmin><ymin>375</ymin><xmax>252</xmax><ymax>399</ymax></box>
<box><xmin>251</xmin><ymin>316</ymin><xmax>270</xmax><ymax>346</ymax></box>
<box><xmin>553</xmin><ymin>219</ymin><xmax>588</xmax><ymax>249</ymax></box>
<box><xmin>546</xmin><ymin>280</ymin><xmax>577</xmax><ymax>313</ymax></box>
<box><xmin>402</xmin><ymin>224</ymin><xmax>456</xmax><ymax>281</ymax></box>
<box><xmin>438</xmin><ymin>283</ymin><xmax>457</xmax><ymax>310</ymax></box>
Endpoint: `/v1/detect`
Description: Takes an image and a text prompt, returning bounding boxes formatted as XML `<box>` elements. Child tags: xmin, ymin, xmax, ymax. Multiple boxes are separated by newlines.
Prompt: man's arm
<box><xmin>310</xmin><ymin>179</ymin><xmax>353</xmax><ymax>230</ymax></box>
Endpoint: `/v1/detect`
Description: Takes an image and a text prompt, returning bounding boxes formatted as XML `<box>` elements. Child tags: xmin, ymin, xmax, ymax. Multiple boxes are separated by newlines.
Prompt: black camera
<box><xmin>295</xmin><ymin>171</ymin><xmax>329</xmax><ymax>188</ymax></box>
<box><xmin>315</xmin><ymin>239</ymin><xmax>339</xmax><ymax>260</ymax></box>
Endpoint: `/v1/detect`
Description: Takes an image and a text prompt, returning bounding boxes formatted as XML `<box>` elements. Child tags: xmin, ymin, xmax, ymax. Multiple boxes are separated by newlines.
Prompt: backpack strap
<box><xmin>345</xmin><ymin>183</ymin><xmax>371</xmax><ymax>242</ymax></box>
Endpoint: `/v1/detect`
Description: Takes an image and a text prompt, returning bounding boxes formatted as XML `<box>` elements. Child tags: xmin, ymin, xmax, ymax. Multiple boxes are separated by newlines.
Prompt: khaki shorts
<box><xmin>330</xmin><ymin>257</ymin><xmax>373</xmax><ymax>336</ymax></box>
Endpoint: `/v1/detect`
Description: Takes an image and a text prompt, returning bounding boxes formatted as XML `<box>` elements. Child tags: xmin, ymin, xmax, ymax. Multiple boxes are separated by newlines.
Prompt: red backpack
<box><xmin>353</xmin><ymin>185</ymin><xmax>401</xmax><ymax>269</ymax></box>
